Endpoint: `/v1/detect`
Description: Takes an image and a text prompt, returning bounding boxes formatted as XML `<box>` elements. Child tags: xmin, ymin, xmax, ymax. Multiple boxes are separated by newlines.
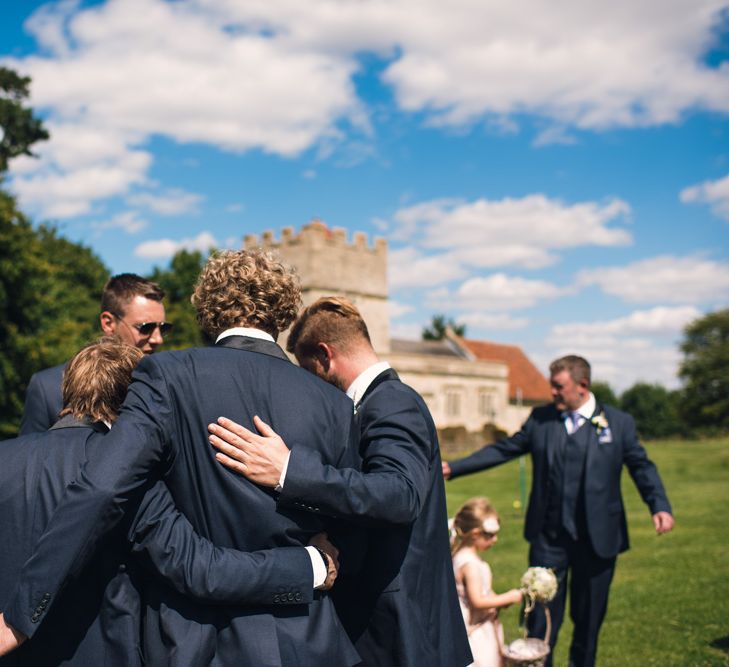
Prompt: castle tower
<box><xmin>244</xmin><ymin>220</ymin><xmax>390</xmax><ymax>353</ymax></box>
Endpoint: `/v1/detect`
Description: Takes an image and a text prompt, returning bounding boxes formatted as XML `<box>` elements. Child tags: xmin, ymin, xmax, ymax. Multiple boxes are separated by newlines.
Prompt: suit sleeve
<box><xmin>129</xmin><ymin>481</ymin><xmax>314</xmax><ymax>605</ymax></box>
<box><xmin>621</xmin><ymin>413</ymin><xmax>672</xmax><ymax>515</ymax></box>
<box><xmin>447</xmin><ymin>412</ymin><xmax>535</xmax><ymax>479</ymax></box>
<box><xmin>280</xmin><ymin>386</ymin><xmax>432</xmax><ymax>525</ymax></box>
<box><xmin>4</xmin><ymin>355</ymin><xmax>174</xmax><ymax>638</ymax></box>
<box><xmin>19</xmin><ymin>373</ymin><xmax>53</xmax><ymax>436</ymax></box>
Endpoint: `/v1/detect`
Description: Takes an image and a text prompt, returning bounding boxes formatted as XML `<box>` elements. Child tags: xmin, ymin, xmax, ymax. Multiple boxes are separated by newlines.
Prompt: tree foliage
<box><xmin>620</xmin><ymin>382</ymin><xmax>682</xmax><ymax>440</ymax></box>
<box><xmin>0</xmin><ymin>193</ymin><xmax>109</xmax><ymax>436</ymax></box>
<box><xmin>591</xmin><ymin>381</ymin><xmax>619</xmax><ymax>407</ymax></box>
<box><xmin>148</xmin><ymin>249</ymin><xmax>213</xmax><ymax>350</ymax></box>
<box><xmin>678</xmin><ymin>308</ymin><xmax>729</xmax><ymax>432</ymax></box>
<box><xmin>422</xmin><ymin>314</ymin><xmax>466</xmax><ymax>341</ymax></box>
<box><xmin>0</xmin><ymin>67</ymin><xmax>49</xmax><ymax>174</ymax></box>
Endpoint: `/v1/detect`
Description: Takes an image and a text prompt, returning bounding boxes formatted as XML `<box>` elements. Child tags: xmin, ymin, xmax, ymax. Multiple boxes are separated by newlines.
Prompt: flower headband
<box><xmin>482</xmin><ymin>517</ymin><xmax>500</xmax><ymax>534</ymax></box>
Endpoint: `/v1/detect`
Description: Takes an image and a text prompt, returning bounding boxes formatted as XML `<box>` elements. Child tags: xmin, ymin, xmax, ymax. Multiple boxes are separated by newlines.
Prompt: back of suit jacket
<box><xmin>0</xmin><ymin>418</ymin><xmax>143</xmax><ymax>667</ymax></box>
<box><xmin>280</xmin><ymin>369</ymin><xmax>471</xmax><ymax>667</ymax></box>
<box><xmin>19</xmin><ymin>363</ymin><xmax>65</xmax><ymax>435</ymax></box>
<box><xmin>5</xmin><ymin>339</ymin><xmax>361</xmax><ymax>667</ymax></box>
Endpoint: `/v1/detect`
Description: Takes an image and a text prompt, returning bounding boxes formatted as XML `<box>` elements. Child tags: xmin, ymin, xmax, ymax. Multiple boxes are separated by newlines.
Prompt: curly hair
<box><xmin>192</xmin><ymin>249</ymin><xmax>301</xmax><ymax>338</ymax></box>
<box><xmin>60</xmin><ymin>339</ymin><xmax>143</xmax><ymax>424</ymax></box>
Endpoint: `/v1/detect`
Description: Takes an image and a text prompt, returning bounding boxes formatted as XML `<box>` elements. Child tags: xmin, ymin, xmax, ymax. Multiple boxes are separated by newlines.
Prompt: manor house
<box><xmin>244</xmin><ymin>220</ymin><xmax>550</xmax><ymax>446</ymax></box>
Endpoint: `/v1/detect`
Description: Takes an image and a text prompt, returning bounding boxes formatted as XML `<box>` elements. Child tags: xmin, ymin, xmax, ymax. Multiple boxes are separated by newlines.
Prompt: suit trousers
<box><xmin>528</xmin><ymin>530</ymin><xmax>616</xmax><ymax>667</ymax></box>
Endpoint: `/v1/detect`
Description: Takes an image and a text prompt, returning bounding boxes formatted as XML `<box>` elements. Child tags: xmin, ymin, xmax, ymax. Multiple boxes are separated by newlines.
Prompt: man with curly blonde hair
<box><xmin>1</xmin><ymin>250</ymin><xmax>361</xmax><ymax>666</ymax></box>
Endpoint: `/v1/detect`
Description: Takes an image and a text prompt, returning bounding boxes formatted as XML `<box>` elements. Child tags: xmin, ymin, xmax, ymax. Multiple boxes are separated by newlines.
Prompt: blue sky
<box><xmin>2</xmin><ymin>0</ymin><xmax>729</xmax><ymax>390</ymax></box>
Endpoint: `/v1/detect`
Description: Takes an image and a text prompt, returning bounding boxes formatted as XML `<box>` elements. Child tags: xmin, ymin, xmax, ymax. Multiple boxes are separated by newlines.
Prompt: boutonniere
<box><xmin>591</xmin><ymin>410</ymin><xmax>612</xmax><ymax>443</ymax></box>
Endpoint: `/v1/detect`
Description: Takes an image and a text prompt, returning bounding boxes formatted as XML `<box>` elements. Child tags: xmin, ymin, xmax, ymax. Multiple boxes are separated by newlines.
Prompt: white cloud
<box><xmin>387</xmin><ymin>194</ymin><xmax>631</xmax><ymax>293</ymax></box>
<box><xmin>577</xmin><ymin>256</ymin><xmax>729</xmax><ymax>304</ymax></box>
<box><xmin>458</xmin><ymin>312</ymin><xmax>529</xmax><ymax>331</ymax></box>
<box><xmin>91</xmin><ymin>210</ymin><xmax>147</xmax><ymax>234</ymax></box>
<box><xmin>5</xmin><ymin>0</ymin><xmax>729</xmax><ymax>221</ymax></box>
<box><xmin>389</xmin><ymin>300</ymin><xmax>415</xmax><ymax>318</ymax></box>
<box><xmin>680</xmin><ymin>172</ymin><xmax>729</xmax><ymax>221</ymax></box>
<box><xmin>389</xmin><ymin>246</ymin><xmax>468</xmax><ymax>289</ymax></box>
<box><xmin>429</xmin><ymin>273</ymin><xmax>566</xmax><ymax>311</ymax></box>
<box><xmin>539</xmin><ymin>333</ymin><xmax>683</xmax><ymax>391</ymax></box>
<box><xmin>134</xmin><ymin>231</ymin><xmax>218</xmax><ymax>259</ymax></box>
<box><xmin>389</xmin><ymin>321</ymin><xmax>424</xmax><ymax>340</ymax></box>
<box><xmin>391</xmin><ymin>194</ymin><xmax>631</xmax><ymax>268</ymax></box>
<box><xmin>127</xmin><ymin>188</ymin><xmax>204</xmax><ymax>215</ymax></box>
<box><xmin>551</xmin><ymin>305</ymin><xmax>701</xmax><ymax>338</ymax></box>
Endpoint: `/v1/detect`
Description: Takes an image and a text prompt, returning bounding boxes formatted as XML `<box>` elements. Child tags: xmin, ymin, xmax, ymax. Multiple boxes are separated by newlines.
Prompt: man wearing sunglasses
<box><xmin>19</xmin><ymin>274</ymin><xmax>172</xmax><ymax>435</ymax></box>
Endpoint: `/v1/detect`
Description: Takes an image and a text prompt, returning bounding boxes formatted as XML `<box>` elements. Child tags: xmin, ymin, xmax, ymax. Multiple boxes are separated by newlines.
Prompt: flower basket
<box><xmin>501</xmin><ymin>606</ymin><xmax>551</xmax><ymax>667</ymax></box>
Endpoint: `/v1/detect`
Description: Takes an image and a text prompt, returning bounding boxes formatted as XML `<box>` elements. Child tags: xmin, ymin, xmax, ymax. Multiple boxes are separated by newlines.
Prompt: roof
<box><xmin>390</xmin><ymin>338</ymin><xmax>464</xmax><ymax>358</ymax></box>
<box><xmin>453</xmin><ymin>336</ymin><xmax>552</xmax><ymax>403</ymax></box>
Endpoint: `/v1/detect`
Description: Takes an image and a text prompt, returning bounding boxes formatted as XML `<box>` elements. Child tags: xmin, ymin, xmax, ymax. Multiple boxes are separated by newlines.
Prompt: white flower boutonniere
<box><xmin>591</xmin><ymin>410</ymin><xmax>612</xmax><ymax>443</ymax></box>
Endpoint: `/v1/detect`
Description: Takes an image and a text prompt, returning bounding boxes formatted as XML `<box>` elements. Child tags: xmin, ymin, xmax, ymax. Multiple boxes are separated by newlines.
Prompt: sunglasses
<box><xmin>113</xmin><ymin>313</ymin><xmax>173</xmax><ymax>336</ymax></box>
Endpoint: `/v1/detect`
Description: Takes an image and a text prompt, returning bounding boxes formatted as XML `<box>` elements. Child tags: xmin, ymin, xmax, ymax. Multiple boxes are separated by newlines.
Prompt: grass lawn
<box><xmin>444</xmin><ymin>438</ymin><xmax>729</xmax><ymax>666</ymax></box>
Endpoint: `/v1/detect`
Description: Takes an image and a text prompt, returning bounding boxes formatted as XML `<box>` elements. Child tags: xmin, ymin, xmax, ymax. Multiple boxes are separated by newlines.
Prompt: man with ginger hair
<box><xmin>0</xmin><ymin>251</ymin><xmax>360</xmax><ymax>666</ymax></box>
<box><xmin>207</xmin><ymin>296</ymin><xmax>472</xmax><ymax>667</ymax></box>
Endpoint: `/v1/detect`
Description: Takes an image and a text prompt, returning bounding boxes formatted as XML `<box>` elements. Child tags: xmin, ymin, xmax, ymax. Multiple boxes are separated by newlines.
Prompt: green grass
<box><xmin>445</xmin><ymin>438</ymin><xmax>729</xmax><ymax>666</ymax></box>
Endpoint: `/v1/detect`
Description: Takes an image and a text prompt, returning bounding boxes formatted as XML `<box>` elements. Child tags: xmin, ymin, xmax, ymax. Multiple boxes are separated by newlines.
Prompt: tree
<box><xmin>422</xmin><ymin>314</ymin><xmax>466</xmax><ymax>341</ymax></box>
<box><xmin>0</xmin><ymin>67</ymin><xmax>49</xmax><ymax>174</ymax></box>
<box><xmin>0</xmin><ymin>67</ymin><xmax>109</xmax><ymax>436</ymax></box>
<box><xmin>0</xmin><ymin>197</ymin><xmax>109</xmax><ymax>436</ymax></box>
<box><xmin>148</xmin><ymin>249</ymin><xmax>212</xmax><ymax>350</ymax></box>
<box><xmin>678</xmin><ymin>308</ymin><xmax>729</xmax><ymax>432</ymax></box>
<box><xmin>591</xmin><ymin>381</ymin><xmax>619</xmax><ymax>407</ymax></box>
<box><xmin>620</xmin><ymin>382</ymin><xmax>682</xmax><ymax>440</ymax></box>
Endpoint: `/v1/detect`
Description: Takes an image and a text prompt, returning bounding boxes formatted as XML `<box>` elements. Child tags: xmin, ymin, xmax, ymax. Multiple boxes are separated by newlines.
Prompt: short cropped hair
<box><xmin>191</xmin><ymin>249</ymin><xmax>301</xmax><ymax>338</ymax></box>
<box><xmin>101</xmin><ymin>273</ymin><xmax>165</xmax><ymax>316</ymax></box>
<box><xmin>549</xmin><ymin>355</ymin><xmax>591</xmax><ymax>386</ymax></box>
<box><xmin>60</xmin><ymin>339</ymin><xmax>143</xmax><ymax>424</ymax></box>
<box><xmin>287</xmin><ymin>296</ymin><xmax>371</xmax><ymax>357</ymax></box>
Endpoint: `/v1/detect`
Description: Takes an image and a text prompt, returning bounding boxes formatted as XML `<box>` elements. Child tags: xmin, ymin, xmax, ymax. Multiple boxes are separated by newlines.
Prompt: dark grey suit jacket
<box><xmin>449</xmin><ymin>403</ymin><xmax>672</xmax><ymax>558</ymax></box>
<box><xmin>19</xmin><ymin>363</ymin><xmax>65</xmax><ymax>435</ymax></box>
<box><xmin>280</xmin><ymin>368</ymin><xmax>472</xmax><ymax>667</ymax></box>
<box><xmin>4</xmin><ymin>337</ymin><xmax>361</xmax><ymax>667</ymax></box>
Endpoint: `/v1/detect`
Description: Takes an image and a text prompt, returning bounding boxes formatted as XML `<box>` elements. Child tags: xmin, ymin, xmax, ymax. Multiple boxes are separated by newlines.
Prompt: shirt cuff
<box><xmin>275</xmin><ymin>450</ymin><xmax>291</xmax><ymax>492</ymax></box>
<box><xmin>305</xmin><ymin>546</ymin><xmax>327</xmax><ymax>589</ymax></box>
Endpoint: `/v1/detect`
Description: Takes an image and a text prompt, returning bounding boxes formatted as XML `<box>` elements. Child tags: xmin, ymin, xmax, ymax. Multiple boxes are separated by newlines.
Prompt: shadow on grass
<box><xmin>710</xmin><ymin>635</ymin><xmax>729</xmax><ymax>653</ymax></box>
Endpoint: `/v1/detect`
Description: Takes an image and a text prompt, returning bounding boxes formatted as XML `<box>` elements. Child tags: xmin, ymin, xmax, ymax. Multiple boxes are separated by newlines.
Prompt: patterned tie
<box><xmin>570</xmin><ymin>411</ymin><xmax>580</xmax><ymax>433</ymax></box>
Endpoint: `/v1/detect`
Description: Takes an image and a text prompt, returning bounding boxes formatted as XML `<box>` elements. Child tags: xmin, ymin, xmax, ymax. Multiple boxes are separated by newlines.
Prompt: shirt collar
<box><xmin>575</xmin><ymin>392</ymin><xmax>596</xmax><ymax>419</ymax></box>
<box><xmin>216</xmin><ymin>327</ymin><xmax>275</xmax><ymax>344</ymax></box>
<box><xmin>346</xmin><ymin>361</ymin><xmax>391</xmax><ymax>405</ymax></box>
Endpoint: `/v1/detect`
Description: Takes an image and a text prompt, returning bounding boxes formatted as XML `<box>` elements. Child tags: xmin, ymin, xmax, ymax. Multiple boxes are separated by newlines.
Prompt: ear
<box><xmin>317</xmin><ymin>342</ymin><xmax>334</xmax><ymax>371</ymax></box>
<box><xmin>100</xmin><ymin>311</ymin><xmax>116</xmax><ymax>336</ymax></box>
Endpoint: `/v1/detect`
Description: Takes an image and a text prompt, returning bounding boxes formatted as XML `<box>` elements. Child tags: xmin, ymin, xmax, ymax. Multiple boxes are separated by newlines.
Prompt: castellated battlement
<box><xmin>244</xmin><ymin>219</ymin><xmax>388</xmax><ymax>298</ymax></box>
<box><xmin>244</xmin><ymin>219</ymin><xmax>391</xmax><ymax>353</ymax></box>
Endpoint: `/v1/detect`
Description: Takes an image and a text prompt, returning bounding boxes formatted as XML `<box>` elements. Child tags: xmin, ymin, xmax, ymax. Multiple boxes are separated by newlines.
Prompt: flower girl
<box><xmin>451</xmin><ymin>498</ymin><xmax>522</xmax><ymax>667</ymax></box>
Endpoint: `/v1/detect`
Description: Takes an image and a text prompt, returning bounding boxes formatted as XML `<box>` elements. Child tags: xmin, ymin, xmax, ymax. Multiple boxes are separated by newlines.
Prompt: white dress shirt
<box><xmin>564</xmin><ymin>392</ymin><xmax>596</xmax><ymax>434</ymax></box>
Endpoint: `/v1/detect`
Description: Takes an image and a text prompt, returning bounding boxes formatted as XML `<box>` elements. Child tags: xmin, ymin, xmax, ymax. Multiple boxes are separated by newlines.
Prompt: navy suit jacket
<box><xmin>449</xmin><ymin>403</ymin><xmax>672</xmax><ymax>559</ymax></box>
<box><xmin>280</xmin><ymin>368</ymin><xmax>472</xmax><ymax>667</ymax></box>
<box><xmin>5</xmin><ymin>337</ymin><xmax>361</xmax><ymax>667</ymax></box>
<box><xmin>0</xmin><ymin>415</ymin><xmax>324</xmax><ymax>666</ymax></box>
<box><xmin>19</xmin><ymin>363</ymin><xmax>65</xmax><ymax>435</ymax></box>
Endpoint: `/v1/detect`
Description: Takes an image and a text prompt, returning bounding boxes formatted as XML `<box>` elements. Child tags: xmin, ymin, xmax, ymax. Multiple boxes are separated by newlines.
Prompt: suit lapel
<box><xmin>356</xmin><ymin>368</ymin><xmax>400</xmax><ymax>410</ymax></box>
<box><xmin>215</xmin><ymin>335</ymin><xmax>290</xmax><ymax>361</ymax></box>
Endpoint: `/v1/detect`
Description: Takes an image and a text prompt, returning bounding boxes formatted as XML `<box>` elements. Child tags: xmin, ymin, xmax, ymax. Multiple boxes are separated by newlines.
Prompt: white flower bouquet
<box><xmin>520</xmin><ymin>567</ymin><xmax>557</xmax><ymax>606</ymax></box>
